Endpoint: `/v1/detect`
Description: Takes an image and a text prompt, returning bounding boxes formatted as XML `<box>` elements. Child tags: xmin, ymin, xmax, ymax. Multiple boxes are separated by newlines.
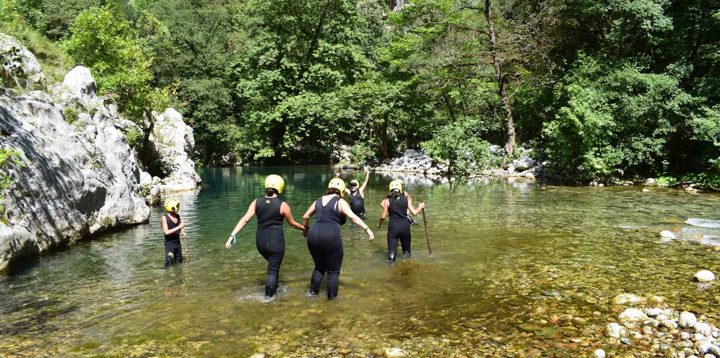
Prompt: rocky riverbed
<box><xmin>0</xmin><ymin>33</ymin><xmax>200</xmax><ymax>271</ymax></box>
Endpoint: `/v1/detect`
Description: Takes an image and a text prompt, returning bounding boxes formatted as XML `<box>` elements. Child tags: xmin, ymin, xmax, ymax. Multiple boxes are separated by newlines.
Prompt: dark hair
<box><xmin>265</xmin><ymin>188</ymin><xmax>279</xmax><ymax>196</ymax></box>
<box><xmin>387</xmin><ymin>189</ymin><xmax>401</xmax><ymax>199</ymax></box>
<box><xmin>326</xmin><ymin>188</ymin><xmax>341</xmax><ymax>196</ymax></box>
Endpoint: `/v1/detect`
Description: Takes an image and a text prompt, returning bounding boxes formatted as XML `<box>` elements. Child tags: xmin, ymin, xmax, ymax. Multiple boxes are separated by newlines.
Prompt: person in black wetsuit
<box><xmin>161</xmin><ymin>198</ymin><xmax>186</xmax><ymax>267</ymax></box>
<box><xmin>378</xmin><ymin>180</ymin><xmax>425</xmax><ymax>262</ymax></box>
<box><xmin>224</xmin><ymin>174</ymin><xmax>305</xmax><ymax>298</ymax></box>
<box><xmin>302</xmin><ymin>178</ymin><xmax>374</xmax><ymax>299</ymax></box>
<box><xmin>346</xmin><ymin>167</ymin><xmax>370</xmax><ymax>219</ymax></box>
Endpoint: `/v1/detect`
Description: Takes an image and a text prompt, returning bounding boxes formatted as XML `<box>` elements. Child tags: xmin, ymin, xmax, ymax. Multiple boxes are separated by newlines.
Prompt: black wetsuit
<box><xmin>255</xmin><ymin>196</ymin><xmax>285</xmax><ymax>297</ymax></box>
<box><xmin>348</xmin><ymin>190</ymin><xmax>366</xmax><ymax>218</ymax></box>
<box><xmin>387</xmin><ymin>194</ymin><xmax>411</xmax><ymax>261</ymax></box>
<box><xmin>307</xmin><ymin>195</ymin><xmax>346</xmax><ymax>299</ymax></box>
<box><xmin>163</xmin><ymin>213</ymin><xmax>183</xmax><ymax>267</ymax></box>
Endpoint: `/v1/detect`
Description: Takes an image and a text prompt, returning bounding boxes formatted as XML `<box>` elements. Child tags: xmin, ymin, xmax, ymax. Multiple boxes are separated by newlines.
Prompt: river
<box><xmin>2</xmin><ymin>166</ymin><xmax>720</xmax><ymax>357</ymax></box>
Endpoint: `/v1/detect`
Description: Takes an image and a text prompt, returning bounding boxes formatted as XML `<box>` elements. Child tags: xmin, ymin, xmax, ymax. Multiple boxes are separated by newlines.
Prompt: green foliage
<box><xmin>0</xmin><ymin>0</ymin><xmax>70</xmax><ymax>84</ymax></box>
<box><xmin>124</xmin><ymin>127</ymin><xmax>142</xmax><ymax>149</ymax></box>
<box><xmin>348</xmin><ymin>142</ymin><xmax>375</xmax><ymax>164</ymax></box>
<box><xmin>422</xmin><ymin>120</ymin><xmax>496</xmax><ymax>178</ymax></box>
<box><xmin>0</xmin><ymin>147</ymin><xmax>23</xmax><ymax>213</ymax></box>
<box><xmin>0</xmin><ymin>147</ymin><xmax>22</xmax><ymax>190</ymax></box>
<box><xmin>542</xmin><ymin>55</ymin><xmax>719</xmax><ymax>182</ymax></box>
<box><xmin>64</xmin><ymin>6</ymin><xmax>166</xmax><ymax>123</ymax></box>
<box><xmin>62</xmin><ymin>105</ymin><xmax>78</xmax><ymax>124</ymax></box>
<box><xmin>2</xmin><ymin>0</ymin><xmax>720</xmax><ymax>185</ymax></box>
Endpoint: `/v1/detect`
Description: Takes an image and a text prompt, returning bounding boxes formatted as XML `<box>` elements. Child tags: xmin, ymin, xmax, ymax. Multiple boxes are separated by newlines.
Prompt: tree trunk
<box><xmin>378</xmin><ymin>115</ymin><xmax>389</xmax><ymax>162</ymax></box>
<box><xmin>483</xmin><ymin>0</ymin><xmax>516</xmax><ymax>156</ymax></box>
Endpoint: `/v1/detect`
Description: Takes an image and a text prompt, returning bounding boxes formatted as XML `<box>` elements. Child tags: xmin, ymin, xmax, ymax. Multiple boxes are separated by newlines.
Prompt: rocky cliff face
<box><xmin>0</xmin><ymin>34</ymin><xmax>200</xmax><ymax>271</ymax></box>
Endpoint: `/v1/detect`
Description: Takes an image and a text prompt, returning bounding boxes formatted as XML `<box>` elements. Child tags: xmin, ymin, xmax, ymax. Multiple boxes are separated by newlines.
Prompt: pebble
<box><xmin>680</xmin><ymin>312</ymin><xmax>699</xmax><ymax>328</ymax></box>
<box><xmin>621</xmin><ymin>337</ymin><xmax>632</xmax><ymax>345</ymax></box>
<box><xmin>613</xmin><ymin>293</ymin><xmax>646</xmax><ymax>305</ymax></box>
<box><xmin>661</xmin><ymin>230</ymin><xmax>677</xmax><ymax>239</ymax></box>
<box><xmin>594</xmin><ymin>348</ymin><xmax>606</xmax><ymax>358</ymax></box>
<box><xmin>683</xmin><ymin>332</ymin><xmax>692</xmax><ymax>340</ymax></box>
<box><xmin>697</xmin><ymin>322</ymin><xmax>713</xmax><ymax>336</ymax></box>
<box><xmin>605</xmin><ymin>323</ymin><xmax>626</xmax><ymax>339</ymax></box>
<box><xmin>695</xmin><ymin>270</ymin><xmax>716</xmax><ymax>283</ymax></box>
<box><xmin>619</xmin><ymin>308</ymin><xmax>649</xmax><ymax>322</ymax></box>
<box><xmin>384</xmin><ymin>347</ymin><xmax>406</xmax><ymax>358</ymax></box>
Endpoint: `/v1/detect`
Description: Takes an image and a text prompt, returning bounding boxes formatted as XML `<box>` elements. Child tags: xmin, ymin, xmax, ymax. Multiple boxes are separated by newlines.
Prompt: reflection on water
<box><xmin>2</xmin><ymin>167</ymin><xmax>720</xmax><ymax>356</ymax></box>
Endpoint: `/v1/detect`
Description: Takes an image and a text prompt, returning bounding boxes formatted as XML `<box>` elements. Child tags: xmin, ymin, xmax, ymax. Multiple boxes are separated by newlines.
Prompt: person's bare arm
<box><xmin>162</xmin><ymin>215</ymin><xmax>184</xmax><ymax>235</ymax></box>
<box><xmin>281</xmin><ymin>202</ymin><xmax>305</xmax><ymax>231</ymax></box>
<box><xmin>406</xmin><ymin>194</ymin><xmax>426</xmax><ymax>215</ymax></box>
<box><xmin>338</xmin><ymin>199</ymin><xmax>374</xmax><ymax>241</ymax></box>
<box><xmin>225</xmin><ymin>200</ymin><xmax>257</xmax><ymax>248</ymax></box>
<box><xmin>378</xmin><ymin>198</ymin><xmax>389</xmax><ymax>227</ymax></box>
<box><xmin>301</xmin><ymin>201</ymin><xmax>317</xmax><ymax>237</ymax></box>
<box><xmin>359</xmin><ymin>168</ymin><xmax>370</xmax><ymax>194</ymax></box>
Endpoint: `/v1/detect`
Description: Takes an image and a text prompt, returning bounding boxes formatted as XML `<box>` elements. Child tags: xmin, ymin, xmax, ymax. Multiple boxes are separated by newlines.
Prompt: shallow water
<box><xmin>2</xmin><ymin>167</ymin><xmax>720</xmax><ymax>357</ymax></box>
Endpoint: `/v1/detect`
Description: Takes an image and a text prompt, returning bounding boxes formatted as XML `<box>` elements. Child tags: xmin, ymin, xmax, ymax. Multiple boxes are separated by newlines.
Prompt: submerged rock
<box><xmin>661</xmin><ymin>230</ymin><xmax>677</xmax><ymax>239</ymax></box>
<box><xmin>606</xmin><ymin>323</ymin><xmax>626</xmax><ymax>338</ymax></box>
<box><xmin>619</xmin><ymin>308</ymin><xmax>649</xmax><ymax>323</ymax></box>
<box><xmin>384</xmin><ymin>347</ymin><xmax>406</xmax><ymax>357</ymax></box>
<box><xmin>695</xmin><ymin>270</ymin><xmax>716</xmax><ymax>283</ymax></box>
<box><xmin>613</xmin><ymin>293</ymin><xmax>646</xmax><ymax>305</ymax></box>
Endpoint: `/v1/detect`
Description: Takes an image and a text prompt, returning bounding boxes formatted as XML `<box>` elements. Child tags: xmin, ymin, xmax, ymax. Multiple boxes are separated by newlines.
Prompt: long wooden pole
<box><xmin>422</xmin><ymin>209</ymin><xmax>432</xmax><ymax>255</ymax></box>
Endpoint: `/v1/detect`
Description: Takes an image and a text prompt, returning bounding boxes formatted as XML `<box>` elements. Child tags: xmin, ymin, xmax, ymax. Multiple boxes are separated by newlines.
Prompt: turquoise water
<box><xmin>2</xmin><ymin>166</ymin><xmax>720</xmax><ymax>357</ymax></box>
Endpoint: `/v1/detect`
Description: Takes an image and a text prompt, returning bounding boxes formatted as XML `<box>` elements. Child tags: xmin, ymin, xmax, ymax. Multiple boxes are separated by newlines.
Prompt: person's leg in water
<box><xmin>325</xmin><ymin>237</ymin><xmax>344</xmax><ymax>299</ymax></box>
<box><xmin>399</xmin><ymin>224</ymin><xmax>412</xmax><ymax>258</ymax></box>
<box><xmin>256</xmin><ymin>230</ymin><xmax>285</xmax><ymax>298</ymax></box>
<box><xmin>164</xmin><ymin>241</ymin><xmax>179</xmax><ymax>267</ymax></box>
<box><xmin>175</xmin><ymin>244</ymin><xmax>183</xmax><ymax>264</ymax></box>
<box><xmin>387</xmin><ymin>224</ymin><xmax>399</xmax><ymax>262</ymax></box>
<box><xmin>308</xmin><ymin>236</ymin><xmax>327</xmax><ymax>295</ymax></box>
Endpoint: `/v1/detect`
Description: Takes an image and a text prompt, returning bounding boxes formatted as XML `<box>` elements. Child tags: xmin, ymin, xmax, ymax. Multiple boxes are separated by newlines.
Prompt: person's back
<box><xmin>256</xmin><ymin>196</ymin><xmax>284</xmax><ymax>230</ymax></box>
<box><xmin>388</xmin><ymin>194</ymin><xmax>408</xmax><ymax>222</ymax></box>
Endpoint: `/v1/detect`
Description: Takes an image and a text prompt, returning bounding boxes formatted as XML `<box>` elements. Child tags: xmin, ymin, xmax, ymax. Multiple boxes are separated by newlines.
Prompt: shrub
<box><xmin>422</xmin><ymin>120</ymin><xmax>496</xmax><ymax>178</ymax></box>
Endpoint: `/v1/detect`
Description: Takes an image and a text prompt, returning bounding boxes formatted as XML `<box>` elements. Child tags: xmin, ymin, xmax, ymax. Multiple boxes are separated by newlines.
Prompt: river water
<box><xmin>2</xmin><ymin>167</ymin><xmax>720</xmax><ymax>357</ymax></box>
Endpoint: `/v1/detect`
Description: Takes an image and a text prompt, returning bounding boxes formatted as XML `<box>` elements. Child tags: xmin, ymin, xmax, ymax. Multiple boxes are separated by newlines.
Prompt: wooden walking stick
<box><xmin>422</xmin><ymin>208</ymin><xmax>432</xmax><ymax>255</ymax></box>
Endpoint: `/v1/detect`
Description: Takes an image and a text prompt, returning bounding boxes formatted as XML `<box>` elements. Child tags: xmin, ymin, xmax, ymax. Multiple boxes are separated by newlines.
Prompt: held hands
<box><xmin>302</xmin><ymin>225</ymin><xmax>309</xmax><ymax>238</ymax></box>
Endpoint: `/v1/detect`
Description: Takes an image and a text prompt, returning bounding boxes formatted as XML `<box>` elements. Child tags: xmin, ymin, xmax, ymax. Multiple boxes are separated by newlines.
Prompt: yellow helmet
<box><xmin>388</xmin><ymin>180</ymin><xmax>403</xmax><ymax>193</ymax></box>
<box><xmin>264</xmin><ymin>174</ymin><xmax>285</xmax><ymax>194</ymax></box>
<box><xmin>164</xmin><ymin>198</ymin><xmax>180</xmax><ymax>213</ymax></box>
<box><xmin>328</xmin><ymin>178</ymin><xmax>346</xmax><ymax>195</ymax></box>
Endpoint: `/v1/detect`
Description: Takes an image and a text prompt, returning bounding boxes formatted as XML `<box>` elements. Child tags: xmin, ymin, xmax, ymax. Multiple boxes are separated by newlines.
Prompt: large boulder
<box><xmin>54</xmin><ymin>66</ymin><xmax>99</xmax><ymax>107</ymax></box>
<box><xmin>0</xmin><ymin>88</ymin><xmax>150</xmax><ymax>271</ymax></box>
<box><xmin>0</xmin><ymin>33</ymin><xmax>46</xmax><ymax>89</ymax></box>
<box><xmin>149</xmin><ymin>108</ymin><xmax>202</xmax><ymax>192</ymax></box>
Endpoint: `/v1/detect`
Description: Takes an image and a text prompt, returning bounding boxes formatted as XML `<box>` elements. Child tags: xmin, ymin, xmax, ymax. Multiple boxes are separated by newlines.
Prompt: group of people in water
<box><xmin>160</xmin><ymin>169</ymin><xmax>426</xmax><ymax>300</ymax></box>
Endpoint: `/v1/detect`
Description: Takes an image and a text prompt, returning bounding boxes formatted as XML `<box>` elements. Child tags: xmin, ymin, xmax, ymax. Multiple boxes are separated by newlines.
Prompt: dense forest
<box><xmin>1</xmin><ymin>0</ymin><xmax>719</xmax><ymax>185</ymax></box>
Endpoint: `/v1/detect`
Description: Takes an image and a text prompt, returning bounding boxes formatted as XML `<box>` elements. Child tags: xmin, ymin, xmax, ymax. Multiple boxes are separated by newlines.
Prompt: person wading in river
<box><xmin>302</xmin><ymin>178</ymin><xmax>374</xmax><ymax>299</ymax></box>
<box><xmin>378</xmin><ymin>180</ymin><xmax>425</xmax><ymax>261</ymax></box>
<box><xmin>346</xmin><ymin>168</ymin><xmax>370</xmax><ymax>219</ymax></box>
<box><xmin>224</xmin><ymin>175</ymin><xmax>305</xmax><ymax>298</ymax></box>
<box><xmin>161</xmin><ymin>198</ymin><xmax>186</xmax><ymax>267</ymax></box>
